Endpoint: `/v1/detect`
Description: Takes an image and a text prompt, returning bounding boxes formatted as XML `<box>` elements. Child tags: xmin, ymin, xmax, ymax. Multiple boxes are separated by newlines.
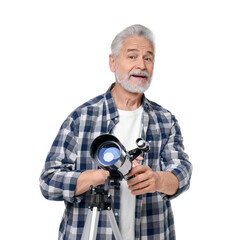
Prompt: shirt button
<box><xmin>115</xmin><ymin>212</ymin><xmax>118</xmax><ymax>216</ymax></box>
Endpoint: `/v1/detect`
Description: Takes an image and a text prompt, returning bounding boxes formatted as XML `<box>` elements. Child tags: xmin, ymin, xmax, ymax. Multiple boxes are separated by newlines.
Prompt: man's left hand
<box><xmin>127</xmin><ymin>164</ymin><xmax>160</xmax><ymax>195</ymax></box>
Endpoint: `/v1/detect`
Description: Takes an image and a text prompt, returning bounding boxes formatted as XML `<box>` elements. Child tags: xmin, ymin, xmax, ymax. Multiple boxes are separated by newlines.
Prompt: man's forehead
<box><xmin>121</xmin><ymin>36</ymin><xmax>154</xmax><ymax>54</ymax></box>
<box><xmin>127</xmin><ymin>48</ymin><xmax>154</xmax><ymax>56</ymax></box>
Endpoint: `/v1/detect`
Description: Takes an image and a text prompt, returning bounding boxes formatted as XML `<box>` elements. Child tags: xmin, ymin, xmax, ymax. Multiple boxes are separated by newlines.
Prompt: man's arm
<box><xmin>74</xmin><ymin>169</ymin><xmax>109</xmax><ymax>196</ymax></box>
<box><xmin>128</xmin><ymin>115</ymin><xmax>192</xmax><ymax>197</ymax></box>
<box><xmin>40</xmin><ymin>116</ymin><xmax>105</xmax><ymax>203</ymax></box>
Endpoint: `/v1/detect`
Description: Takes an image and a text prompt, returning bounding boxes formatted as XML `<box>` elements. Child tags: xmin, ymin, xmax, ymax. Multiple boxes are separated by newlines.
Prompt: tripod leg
<box><xmin>89</xmin><ymin>207</ymin><xmax>99</xmax><ymax>240</ymax></box>
<box><xmin>81</xmin><ymin>208</ymin><xmax>92</xmax><ymax>240</ymax></box>
<box><xmin>107</xmin><ymin>210</ymin><xmax>123</xmax><ymax>240</ymax></box>
<box><xmin>81</xmin><ymin>207</ymin><xmax>99</xmax><ymax>240</ymax></box>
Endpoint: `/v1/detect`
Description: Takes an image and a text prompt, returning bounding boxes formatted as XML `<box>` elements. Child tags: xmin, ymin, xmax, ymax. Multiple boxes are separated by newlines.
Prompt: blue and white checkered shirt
<box><xmin>40</xmin><ymin>83</ymin><xmax>192</xmax><ymax>240</ymax></box>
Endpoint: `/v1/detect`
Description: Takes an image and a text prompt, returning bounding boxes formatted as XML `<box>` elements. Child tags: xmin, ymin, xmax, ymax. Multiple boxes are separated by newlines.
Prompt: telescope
<box><xmin>90</xmin><ymin>134</ymin><xmax>150</xmax><ymax>180</ymax></box>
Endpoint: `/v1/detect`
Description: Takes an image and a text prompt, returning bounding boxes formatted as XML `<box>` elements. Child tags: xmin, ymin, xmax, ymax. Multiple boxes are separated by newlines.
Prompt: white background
<box><xmin>1</xmin><ymin>0</ymin><xmax>238</xmax><ymax>239</ymax></box>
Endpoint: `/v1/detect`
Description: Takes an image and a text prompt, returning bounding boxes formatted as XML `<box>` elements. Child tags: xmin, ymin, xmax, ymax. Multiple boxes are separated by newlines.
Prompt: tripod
<box><xmin>81</xmin><ymin>176</ymin><xmax>123</xmax><ymax>240</ymax></box>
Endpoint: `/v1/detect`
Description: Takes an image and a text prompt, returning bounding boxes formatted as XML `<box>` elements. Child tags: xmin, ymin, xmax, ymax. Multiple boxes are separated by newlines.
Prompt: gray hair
<box><xmin>111</xmin><ymin>24</ymin><xmax>155</xmax><ymax>58</ymax></box>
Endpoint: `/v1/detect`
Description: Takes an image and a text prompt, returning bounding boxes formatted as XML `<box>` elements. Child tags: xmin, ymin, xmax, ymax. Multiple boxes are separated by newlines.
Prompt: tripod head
<box><xmin>88</xmin><ymin>176</ymin><xmax>114</xmax><ymax>211</ymax></box>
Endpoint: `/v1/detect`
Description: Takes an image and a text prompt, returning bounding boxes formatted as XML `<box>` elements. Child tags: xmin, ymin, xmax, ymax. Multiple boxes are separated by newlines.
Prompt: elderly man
<box><xmin>40</xmin><ymin>24</ymin><xmax>192</xmax><ymax>240</ymax></box>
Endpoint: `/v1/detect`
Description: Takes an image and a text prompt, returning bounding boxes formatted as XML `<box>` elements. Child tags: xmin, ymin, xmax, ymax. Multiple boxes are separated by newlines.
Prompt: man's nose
<box><xmin>136</xmin><ymin>57</ymin><xmax>146</xmax><ymax>70</ymax></box>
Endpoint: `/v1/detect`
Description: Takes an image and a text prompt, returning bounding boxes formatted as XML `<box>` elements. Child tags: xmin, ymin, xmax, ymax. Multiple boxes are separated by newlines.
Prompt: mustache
<box><xmin>128</xmin><ymin>71</ymin><xmax>149</xmax><ymax>78</ymax></box>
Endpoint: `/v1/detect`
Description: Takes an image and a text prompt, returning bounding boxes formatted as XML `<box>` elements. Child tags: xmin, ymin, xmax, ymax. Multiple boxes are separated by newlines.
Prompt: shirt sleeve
<box><xmin>39</xmin><ymin>116</ymin><xmax>84</xmax><ymax>203</ymax></box>
<box><xmin>160</xmin><ymin>115</ymin><xmax>193</xmax><ymax>200</ymax></box>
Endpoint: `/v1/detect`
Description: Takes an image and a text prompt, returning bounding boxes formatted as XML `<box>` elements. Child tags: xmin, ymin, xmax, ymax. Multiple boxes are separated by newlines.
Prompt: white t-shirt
<box><xmin>112</xmin><ymin>105</ymin><xmax>143</xmax><ymax>240</ymax></box>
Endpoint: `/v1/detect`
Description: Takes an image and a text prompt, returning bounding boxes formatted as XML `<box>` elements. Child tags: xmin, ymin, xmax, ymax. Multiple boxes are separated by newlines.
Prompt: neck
<box><xmin>111</xmin><ymin>81</ymin><xmax>143</xmax><ymax>111</ymax></box>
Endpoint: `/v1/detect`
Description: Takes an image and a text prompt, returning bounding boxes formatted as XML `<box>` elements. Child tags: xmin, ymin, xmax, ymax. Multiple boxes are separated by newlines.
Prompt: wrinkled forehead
<box><xmin>120</xmin><ymin>36</ymin><xmax>155</xmax><ymax>56</ymax></box>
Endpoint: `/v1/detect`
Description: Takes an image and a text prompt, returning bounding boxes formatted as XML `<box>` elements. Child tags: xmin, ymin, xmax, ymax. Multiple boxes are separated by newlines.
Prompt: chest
<box><xmin>74</xmin><ymin>111</ymin><xmax>170</xmax><ymax>171</ymax></box>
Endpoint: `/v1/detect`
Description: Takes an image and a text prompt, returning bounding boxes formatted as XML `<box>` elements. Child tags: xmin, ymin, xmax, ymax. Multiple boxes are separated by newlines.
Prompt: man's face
<box><xmin>110</xmin><ymin>36</ymin><xmax>155</xmax><ymax>93</ymax></box>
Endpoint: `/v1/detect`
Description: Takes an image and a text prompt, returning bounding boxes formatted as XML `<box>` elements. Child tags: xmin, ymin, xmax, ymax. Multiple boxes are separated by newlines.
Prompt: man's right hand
<box><xmin>74</xmin><ymin>169</ymin><xmax>109</xmax><ymax>196</ymax></box>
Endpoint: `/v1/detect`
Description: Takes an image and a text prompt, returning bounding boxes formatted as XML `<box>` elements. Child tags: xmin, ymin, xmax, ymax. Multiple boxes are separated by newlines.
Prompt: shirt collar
<box><xmin>104</xmin><ymin>83</ymin><xmax>119</xmax><ymax>121</ymax></box>
<box><xmin>104</xmin><ymin>83</ymin><xmax>151</xmax><ymax>121</ymax></box>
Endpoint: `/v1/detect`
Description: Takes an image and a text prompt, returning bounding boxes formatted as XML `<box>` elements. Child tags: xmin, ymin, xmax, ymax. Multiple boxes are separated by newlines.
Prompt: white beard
<box><xmin>115</xmin><ymin>70</ymin><xmax>152</xmax><ymax>93</ymax></box>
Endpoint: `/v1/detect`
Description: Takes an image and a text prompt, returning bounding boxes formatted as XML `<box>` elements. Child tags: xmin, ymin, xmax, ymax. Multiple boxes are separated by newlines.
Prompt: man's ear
<box><xmin>109</xmin><ymin>54</ymin><xmax>116</xmax><ymax>72</ymax></box>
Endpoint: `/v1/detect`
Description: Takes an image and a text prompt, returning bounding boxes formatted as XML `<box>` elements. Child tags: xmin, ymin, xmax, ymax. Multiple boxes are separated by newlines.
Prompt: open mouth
<box><xmin>132</xmin><ymin>74</ymin><xmax>147</xmax><ymax>79</ymax></box>
<box><xmin>129</xmin><ymin>71</ymin><xmax>149</xmax><ymax>80</ymax></box>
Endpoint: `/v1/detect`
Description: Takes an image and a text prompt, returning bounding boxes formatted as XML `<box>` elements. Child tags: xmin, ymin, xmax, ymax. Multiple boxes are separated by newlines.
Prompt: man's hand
<box><xmin>127</xmin><ymin>164</ymin><xmax>160</xmax><ymax>195</ymax></box>
<box><xmin>127</xmin><ymin>157</ymin><xmax>179</xmax><ymax>196</ymax></box>
<box><xmin>74</xmin><ymin>169</ymin><xmax>109</xmax><ymax>196</ymax></box>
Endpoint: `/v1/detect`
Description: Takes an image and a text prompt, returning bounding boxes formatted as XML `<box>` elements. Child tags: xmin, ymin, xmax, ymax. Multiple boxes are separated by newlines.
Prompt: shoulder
<box><xmin>147</xmin><ymin>98</ymin><xmax>174</xmax><ymax>117</ymax></box>
<box><xmin>69</xmin><ymin>93</ymin><xmax>105</xmax><ymax>120</ymax></box>
<box><xmin>147</xmin><ymin>99</ymin><xmax>169</xmax><ymax>113</ymax></box>
<box><xmin>58</xmin><ymin>93</ymin><xmax>105</xmax><ymax>132</ymax></box>
<box><xmin>144</xmin><ymin>97</ymin><xmax>180</xmax><ymax>129</ymax></box>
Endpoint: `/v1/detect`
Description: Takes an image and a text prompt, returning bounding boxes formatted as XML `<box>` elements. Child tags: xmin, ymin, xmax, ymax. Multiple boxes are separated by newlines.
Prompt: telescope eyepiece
<box><xmin>136</xmin><ymin>138</ymin><xmax>150</xmax><ymax>152</ymax></box>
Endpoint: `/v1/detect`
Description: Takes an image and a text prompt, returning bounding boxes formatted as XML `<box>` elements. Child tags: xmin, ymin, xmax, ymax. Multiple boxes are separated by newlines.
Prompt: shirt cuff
<box><xmin>62</xmin><ymin>171</ymin><xmax>84</xmax><ymax>203</ymax></box>
<box><xmin>165</xmin><ymin>167</ymin><xmax>190</xmax><ymax>200</ymax></box>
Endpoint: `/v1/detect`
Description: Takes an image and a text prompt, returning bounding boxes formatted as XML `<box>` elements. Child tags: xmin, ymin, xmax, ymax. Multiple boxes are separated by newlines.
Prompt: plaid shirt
<box><xmin>40</xmin><ymin>83</ymin><xmax>192</xmax><ymax>240</ymax></box>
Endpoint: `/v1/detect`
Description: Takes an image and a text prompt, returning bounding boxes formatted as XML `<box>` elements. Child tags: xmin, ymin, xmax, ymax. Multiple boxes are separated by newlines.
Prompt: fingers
<box><xmin>132</xmin><ymin>160</ymin><xmax>140</xmax><ymax>167</ymax></box>
<box><xmin>127</xmin><ymin>166</ymin><xmax>157</xmax><ymax>195</ymax></box>
<box><xmin>135</xmin><ymin>155</ymin><xmax>144</xmax><ymax>161</ymax></box>
<box><xmin>128</xmin><ymin>164</ymin><xmax>147</xmax><ymax>177</ymax></box>
<box><xmin>99</xmin><ymin>169</ymin><xmax>110</xmax><ymax>178</ymax></box>
<box><xmin>92</xmin><ymin>169</ymin><xmax>110</xmax><ymax>186</ymax></box>
<box><xmin>129</xmin><ymin>185</ymin><xmax>154</xmax><ymax>195</ymax></box>
<box><xmin>128</xmin><ymin>165</ymin><xmax>151</xmax><ymax>184</ymax></box>
<box><xmin>132</xmin><ymin>155</ymin><xmax>144</xmax><ymax>168</ymax></box>
<box><xmin>100</xmin><ymin>169</ymin><xmax>110</xmax><ymax>178</ymax></box>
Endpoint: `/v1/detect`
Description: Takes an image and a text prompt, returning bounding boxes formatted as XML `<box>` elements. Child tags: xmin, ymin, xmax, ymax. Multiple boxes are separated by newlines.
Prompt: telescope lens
<box><xmin>98</xmin><ymin>145</ymin><xmax>121</xmax><ymax>166</ymax></box>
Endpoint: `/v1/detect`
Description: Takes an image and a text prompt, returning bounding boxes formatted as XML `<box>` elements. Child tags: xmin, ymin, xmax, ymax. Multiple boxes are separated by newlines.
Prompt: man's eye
<box><xmin>129</xmin><ymin>56</ymin><xmax>136</xmax><ymax>59</ymax></box>
<box><xmin>145</xmin><ymin>57</ymin><xmax>152</xmax><ymax>62</ymax></box>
